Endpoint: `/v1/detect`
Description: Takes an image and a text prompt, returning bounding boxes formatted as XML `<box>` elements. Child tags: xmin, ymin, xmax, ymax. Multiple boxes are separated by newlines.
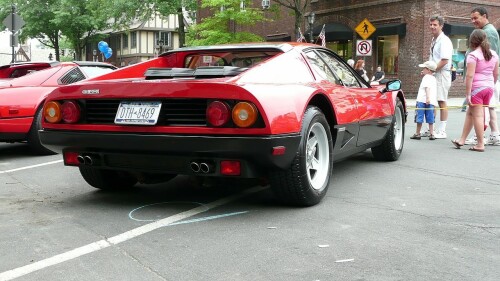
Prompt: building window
<box><xmin>109</xmin><ymin>35</ymin><xmax>118</xmax><ymax>51</ymax></box>
<box><xmin>131</xmin><ymin>31</ymin><xmax>137</xmax><ymax>48</ymax></box>
<box><xmin>377</xmin><ymin>35</ymin><xmax>399</xmax><ymax>75</ymax></box>
<box><xmin>155</xmin><ymin>31</ymin><xmax>171</xmax><ymax>47</ymax></box>
<box><xmin>326</xmin><ymin>41</ymin><xmax>353</xmax><ymax>62</ymax></box>
<box><xmin>122</xmin><ymin>33</ymin><xmax>128</xmax><ymax>48</ymax></box>
<box><xmin>450</xmin><ymin>35</ymin><xmax>468</xmax><ymax>75</ymax></box>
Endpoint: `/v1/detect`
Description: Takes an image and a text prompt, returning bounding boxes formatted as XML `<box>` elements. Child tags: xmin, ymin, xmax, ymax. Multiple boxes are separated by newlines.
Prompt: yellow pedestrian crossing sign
<box><xmin>355</xmin><ymin>18</ymin><xmax>376</xmax><ymax>40</ymax></box>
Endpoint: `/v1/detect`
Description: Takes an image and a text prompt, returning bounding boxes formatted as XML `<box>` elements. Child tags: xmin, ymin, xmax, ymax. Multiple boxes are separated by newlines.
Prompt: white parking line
<box><xmin>0</xmin><ymin>160</ymin><xmax>63</xmax><ymax>174</ymax></box>
<box><xmin>0</xmin><ymin>185</ymin><xmax>267</xmax><ymax>281</ymax></box>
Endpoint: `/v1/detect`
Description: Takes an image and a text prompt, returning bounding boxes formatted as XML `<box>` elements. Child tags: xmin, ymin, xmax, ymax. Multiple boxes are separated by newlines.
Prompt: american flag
<box><xmin>318</xmin><ymin>24</ymin><xmax>326</xmax><ymax>47</ymax></box>
<box><xmin>297</xmin><ymin>28</ymin><xmax>306</xmax><ymax>42</ymax></box>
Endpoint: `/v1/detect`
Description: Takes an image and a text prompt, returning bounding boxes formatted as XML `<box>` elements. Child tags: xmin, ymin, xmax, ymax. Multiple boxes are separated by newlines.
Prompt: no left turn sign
<box><xmin>356</xmin><ymin>40</ymin><xmax>372</xmax><ymax>56</ymax></box>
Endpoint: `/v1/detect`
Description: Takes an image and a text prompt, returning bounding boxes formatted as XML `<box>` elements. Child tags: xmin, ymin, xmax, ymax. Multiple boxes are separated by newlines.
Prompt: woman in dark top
<box><xmin>354</xmin><ymin>59</ymin><xmax>369</xmax><ymax>81</ymax></box>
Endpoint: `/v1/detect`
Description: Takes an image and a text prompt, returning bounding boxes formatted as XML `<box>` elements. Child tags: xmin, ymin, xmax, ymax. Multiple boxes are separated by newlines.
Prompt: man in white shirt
<box><xmin>428</xmin><ymin>15</ymin><xmax>453</xmax><ymax>139</ymax></box>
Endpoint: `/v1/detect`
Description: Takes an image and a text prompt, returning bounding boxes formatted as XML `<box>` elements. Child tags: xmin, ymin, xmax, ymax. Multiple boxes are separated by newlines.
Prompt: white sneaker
<box><xmin>488</xmin><ymin>135</ymin><xmax>500</xmax><ymax>146</ymax></box>
<box><xmin>421</xmin><ymin>130</ymin><xmax>432</xmax><ymax>137</ymax></box>
<box><xmin>434</xmin><ymin>131</ymin><xmax>447</xmax><ymax>139</ymax></box>
<box><xmin>465</xmin><ymin>136</ymin><xmax>477</xmax><ymax>145</ymax></box>
<box><xmin>465</xmin><ymin>135</ymin><xmax>487</xmax><ymax>145</ymax></box>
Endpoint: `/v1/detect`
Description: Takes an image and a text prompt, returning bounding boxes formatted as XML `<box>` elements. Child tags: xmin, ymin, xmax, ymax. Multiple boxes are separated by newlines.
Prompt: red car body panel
<box><xmin>0</xmin><ymin>62</ymin><xmax>116</xmax><ymax>143</ymax></box>
<box><xmin>0</xmin><ymin>67</ymin><xmax>67</xmax><ymax>133</ymax></box>
<box><xmin>0</xmin><ymin>87</ymin><xmax>56</xmax><ymax>133</ymax></box>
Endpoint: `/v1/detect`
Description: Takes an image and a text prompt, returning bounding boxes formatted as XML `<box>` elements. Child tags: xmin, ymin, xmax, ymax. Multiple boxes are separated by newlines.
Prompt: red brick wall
<box><xmin>197</xmin><ymin>0</ymin><xmax>500</xmax><ymax>98</ymax></box>
<box><xmin>308</xmin><ymin>0</ymin><xmax>500</xmax><ymax>98</ymax></box>
<box><xmin>197</xmin><ymin>1</ymin><xmax>296</xmax><ymax>40</ymax></box>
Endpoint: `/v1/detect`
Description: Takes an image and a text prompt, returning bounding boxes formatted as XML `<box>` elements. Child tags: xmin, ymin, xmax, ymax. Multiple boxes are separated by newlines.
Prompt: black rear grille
<box><xmin>161</xmin><ymin>99</ymin><xmax>207</xmax><ymax>126</ymax></box>
<box><xmin>84</xmin><ymin>99</ymin><xmax>208</xmax><ymax>126</ymax></box>
<box><xmin>85</xmin><ymin>100</ymin><xmax>120</xmax><ymax>123</ymax></box>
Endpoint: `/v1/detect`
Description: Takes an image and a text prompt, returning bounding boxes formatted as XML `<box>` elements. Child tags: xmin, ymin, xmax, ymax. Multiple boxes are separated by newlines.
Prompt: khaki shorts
<box><xmin>435</xmin><ymin>70</ymin><xmax>451</xmax><ymax>102</ymax></box>
<box><xmin>489</xmin><ymin>80</ymin><xmax>500</xmax><ymax>107</ymax></box>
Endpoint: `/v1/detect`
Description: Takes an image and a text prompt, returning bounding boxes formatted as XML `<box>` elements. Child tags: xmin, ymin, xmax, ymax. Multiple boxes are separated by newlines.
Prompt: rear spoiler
<box><xmin>144</xmin><ymin>66</ymin><xmax>248</xmax><ymax>80</ymax></box>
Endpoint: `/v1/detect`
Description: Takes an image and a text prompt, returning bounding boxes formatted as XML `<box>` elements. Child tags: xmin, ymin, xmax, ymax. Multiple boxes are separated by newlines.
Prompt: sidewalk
<box><xmin>406</xmin><ymin>97</ymin><xmax>465</xmax><ymax>110</ymax></box>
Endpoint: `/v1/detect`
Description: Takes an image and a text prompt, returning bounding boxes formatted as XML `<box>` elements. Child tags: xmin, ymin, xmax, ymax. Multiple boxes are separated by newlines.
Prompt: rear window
<box><xmin>6</xmin><ymin>67</ymin><xmax>63</xmax><ymax>87</ymax></box>
<box><xmin>80</xmin><ymin>65</ymin><xmax>116</xmax><ymax>78</ymax></box>
<box><xmin>184</xmin><ymin>50</ymin><xmax>281</xmax><ymax>69</ymax></box>
<box><xmin>237</xmin><ymin>50</ymin><xmax>314</xmax><ymax>84</ymax></box>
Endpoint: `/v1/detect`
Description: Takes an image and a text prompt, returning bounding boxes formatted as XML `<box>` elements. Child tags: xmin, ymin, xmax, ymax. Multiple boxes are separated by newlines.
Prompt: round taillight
<box><xmin>232</xmin><ymin>102</ymin><xmax>257</xmax><ymax>128</ymax></box>
<box><xmin>207</xmin><ymin>101</ymin><xmax>230</xmax><ymax>127</ymax></box>
<box><xmin>61</xmin><ymin>101</ymin><xmax>81</xmax><ymax>123</ymax></box>
<box><xmin>44</xmin><ymin>101</ymin><xmax>62</xmax><ymax>123</ymax></box>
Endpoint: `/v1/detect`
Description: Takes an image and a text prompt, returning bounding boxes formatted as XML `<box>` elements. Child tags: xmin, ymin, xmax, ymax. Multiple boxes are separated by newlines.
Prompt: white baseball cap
<box><xmin>418</xmin><ymin>61</ymin><xmax>437</xmax><ymax>72</ymax></box>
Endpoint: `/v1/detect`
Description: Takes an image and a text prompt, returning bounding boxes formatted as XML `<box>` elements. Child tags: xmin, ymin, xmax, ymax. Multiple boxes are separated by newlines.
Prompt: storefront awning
<box><xmin>266</xmin><ymin>33</ymin><xmax>291</xmax><ymax>42</ymax></box>
<box><xmin>443</xmin><ymin>23</ymin><xmax>474</xmax><ymax>36</ymax></box>
<box><xmin>373</xmin><ymin>23</ymin><xmax>407</xmax><ymax>37</ymax></box>
<box><xmin>309</xmin><ymin>22</ymin><xmax>407</xmax><ymax>41</ymax></box>
<box><xmin>312</xmin><ymin>23</ymin><xmax>353</xmax><ymax>41</ymax></box>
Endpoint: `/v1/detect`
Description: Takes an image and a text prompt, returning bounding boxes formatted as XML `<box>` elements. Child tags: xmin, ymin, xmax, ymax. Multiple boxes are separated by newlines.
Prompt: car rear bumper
<box><xmin>39</xmin><ymin>130</ymin><xmax>301</xmax><ymax>178</ymax></box>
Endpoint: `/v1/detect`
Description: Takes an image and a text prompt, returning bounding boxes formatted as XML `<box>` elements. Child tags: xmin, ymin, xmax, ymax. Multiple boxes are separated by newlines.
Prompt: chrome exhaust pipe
<box><xmin>190</xmin><ymin>162</ymin><xmax>200</xmax><ymax>173</ymax></box>
<box><xmin>83</xmin><ymin>155</ymin><xmax>93</xmax><ymax>165</ymax></box>
<box><xmin>77</xmin><ymin>155</ymin><xmax>85</xmax><ymax>165</ymax></box>
<box><xmin>200</xmin><ymin>162</ymin><xmax>213</xmax><ymax>174</ymax></box>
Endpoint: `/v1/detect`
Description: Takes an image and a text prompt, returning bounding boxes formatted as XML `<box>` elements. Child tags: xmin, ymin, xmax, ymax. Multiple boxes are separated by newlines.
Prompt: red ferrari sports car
<box><xmin>40</xmin><ymin>43</ymin><xmax>407</xmax><ymax>206</ymax></box>
<box><xmin>0</xmin><ymin>61</ymin><xmax>58</xmax><ymax>79</ymax></box>
<box><xmin>0</xmin><ymin>61</ymin><xmax>116</xmax><ymax>154</ymax></box>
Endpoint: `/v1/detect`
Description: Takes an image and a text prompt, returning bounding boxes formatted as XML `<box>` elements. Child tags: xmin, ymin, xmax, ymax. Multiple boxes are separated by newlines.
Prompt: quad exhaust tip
<box><xmin>77</xmin><ymin>154</ymin><xmax>99</xmax><ymax>166</ymax></box>
<box><xmin>190</xmin><ymin>162</ymin><xmax>201</xmax><ymax>173</ymax></box>
<box><xmin>190</xmin><ymin>161</ymin><xmax>214</xmax><ymax>174</ymax></box>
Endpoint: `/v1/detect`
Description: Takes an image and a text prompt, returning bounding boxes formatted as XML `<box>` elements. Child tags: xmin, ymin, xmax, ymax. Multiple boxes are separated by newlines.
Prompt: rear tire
<box><xmin>371</xmin><ymin>98</ymin><xmax>405</xmax><ymax>161</ymax></box>
<box><xmin>28</xmin><ymin>107</ymin><xmax>56</xmax><ymax>155</ymax></box>
<box><xmin>79</xmin><ymin>166</ymin><xmax>138</xmax><ymax>190</ymax></box>
<box><xmin>269</xmin><ymin>106</ymin><xmax>333</xmax><ymax>206</ymax></box>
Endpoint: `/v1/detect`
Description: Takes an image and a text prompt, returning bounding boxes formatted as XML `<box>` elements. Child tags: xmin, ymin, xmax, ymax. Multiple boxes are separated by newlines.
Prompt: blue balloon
<box><xmin>104</xmin><ymin>48</ymin><xmax>113</xmax><ymax>59</ymax></box>
<box><xmin>98</xmin><ymin>41</ymin><xmax>109</xmax><ymax>53</ymax></box>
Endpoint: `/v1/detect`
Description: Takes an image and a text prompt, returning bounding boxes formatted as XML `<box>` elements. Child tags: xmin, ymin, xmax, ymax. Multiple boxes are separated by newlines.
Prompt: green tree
<box><xmin>109</xmin><ymin>0</ymin><xmax>197</xmax><ymax>48</ymax></box>
<box><xmin>272</xmin><ymin>0</ymin><xmax>312</xmax><ymax>41</ymax></box>
<box><xmin>52</xmin><ymin>0</ymin><xmax>110</xmax><ymax>60</ymax></box>
<box><xmin>0</xmin><ymin>0</ymin><xmax>110</xmax><ymax>61</ymax></box>
<box><xmin>0</xmin><ymin>0</ymin><xmax>63</xmax><ymax>60</ymax></box>
<box><xmin>186</xmin><ymin>0</ymin><xmax>266</xmax><ymax>46</ymax></box>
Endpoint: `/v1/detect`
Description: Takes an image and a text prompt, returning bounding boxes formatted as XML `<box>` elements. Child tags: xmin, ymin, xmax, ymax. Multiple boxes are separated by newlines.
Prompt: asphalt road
<box><xmin>0</xmin><ymin>108</ymin><xmax>499</xmax><ymax>281</ymax></box>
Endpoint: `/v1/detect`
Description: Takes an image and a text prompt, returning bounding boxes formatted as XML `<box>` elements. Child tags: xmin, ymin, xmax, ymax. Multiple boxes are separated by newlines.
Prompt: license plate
<box><xmin>114</xmin><ymin>101</ymin><xmax>162</xmax><ymax>125</ymax></box>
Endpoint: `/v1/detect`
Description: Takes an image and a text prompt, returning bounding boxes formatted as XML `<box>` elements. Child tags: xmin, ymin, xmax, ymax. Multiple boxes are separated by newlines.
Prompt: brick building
<box><xmin>306</xmin><ymin>0</ymin><xmax>500</xmax><ymax>97</ymax></box>
<box><xmin>208</xmin><ymin>0</ymin><xmax>499</xmax><ymax>98</ymax></box>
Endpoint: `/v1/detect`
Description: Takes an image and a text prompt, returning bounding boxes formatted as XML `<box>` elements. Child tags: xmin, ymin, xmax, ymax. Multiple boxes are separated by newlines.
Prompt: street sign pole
<box><xmin>3</xmin><ymin>4</ymin><xmax>26</xmax><ymax>63</ymax></box>
<box><xmin>11</xmin><ymin>5</ymin><xmax>15</xmax><ymax>63</ymax></box>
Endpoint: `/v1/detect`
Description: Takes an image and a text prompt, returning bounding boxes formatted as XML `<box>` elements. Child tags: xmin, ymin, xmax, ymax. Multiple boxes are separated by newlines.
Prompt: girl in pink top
<box><xmin>452</xmin><ymin>29</ymin><xmax>499</xmax><ymax>151</ymax></box>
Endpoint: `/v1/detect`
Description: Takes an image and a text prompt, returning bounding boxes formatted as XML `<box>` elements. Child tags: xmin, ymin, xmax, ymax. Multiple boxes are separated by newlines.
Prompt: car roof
<box><xmin>0</xmin><ymin>61</ymin><xmax>60</xmax><ymax>70</ymax></box>
<box><xmin>3</xmin><ymin>61</ymin><xmax>117</xmax><ymax>87</ymax></box>
<box><xmin>0</xmin><ymin>61</ymin><xmax>115</xmax><ymax>70</ymax></box>
<box><xmin>70</xmin><ymin>61</ymin><xmax>117</xmax><ymax>68</ymax></box>
<box><xmin>159</xmin><ymin>42</ymin><xmax>321</xmax><ymax>57</ymax></box>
